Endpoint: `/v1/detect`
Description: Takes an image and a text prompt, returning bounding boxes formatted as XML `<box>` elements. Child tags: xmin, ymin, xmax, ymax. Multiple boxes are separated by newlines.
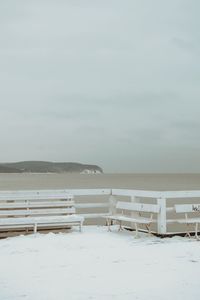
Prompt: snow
<box><xmin>0</xmin><ymin>226</ymin><xmax>199</xmax><ymax>300</ymax></box>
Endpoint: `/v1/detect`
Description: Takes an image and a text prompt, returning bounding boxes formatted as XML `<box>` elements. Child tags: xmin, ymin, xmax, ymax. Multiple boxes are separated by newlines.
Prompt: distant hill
<box><xmin>0</xmin><ymin>161</ymin><xmax>103</xmax><ymax>174</ymax></box>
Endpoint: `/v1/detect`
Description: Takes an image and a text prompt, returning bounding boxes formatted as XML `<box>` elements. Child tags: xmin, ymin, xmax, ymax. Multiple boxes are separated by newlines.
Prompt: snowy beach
<box><xmin>0</xmin><ymin>226</ymin><xmax>199</xmax><ymax>300</ymax></box>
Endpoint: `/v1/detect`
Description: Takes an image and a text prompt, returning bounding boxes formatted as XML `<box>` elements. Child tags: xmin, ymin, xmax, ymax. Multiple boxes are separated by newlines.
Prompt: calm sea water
<box><xmin>0</xmin><ymin>173</ymin><xmax>200</xmax><ymax>190</ymax></box>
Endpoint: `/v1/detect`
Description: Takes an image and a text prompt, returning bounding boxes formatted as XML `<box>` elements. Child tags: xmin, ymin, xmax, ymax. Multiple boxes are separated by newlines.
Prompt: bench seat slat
<box><xmin>0</xmin><ymin>223</ymin><xmax>81</xmax><ymax>231</ymax></box>
<box><xmin>104</xmin><ymin>215</ymin><xmax>151</xmax><ymax>224</ymax></box>
<box><xmin>175</xmin><ymin>204</ymin><xmax>200</xmax><ymax>213</ymax></box>
<box><xmin>0</xmin><ymin>208</ymin><xmax>75</xmax><ymax>216</ymax></box>
<box><xmin>177</xmin><ymin>218</ymin><xmax>200</xmax><ymax>224</ymax></box>
<box><xmin>116</xmin><ymin>201</ymin><xmax>160</xmax><ymax>213</ymax></box>
<box><xmin>0</xmin><ymin>215</ymin><xmax>84</xmax><ymax>226</ymax></box>
<box><xmin>0</xmin><ymin>201</ymin><xmax>74</xmax><ymax>209</ymax></box>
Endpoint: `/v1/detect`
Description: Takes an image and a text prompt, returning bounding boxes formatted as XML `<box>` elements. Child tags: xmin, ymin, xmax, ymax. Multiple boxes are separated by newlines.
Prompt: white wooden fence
<box><xmin>1</xmin><ymin>189</ymin><xmax>200</xmax><ymax>235</ymax></box>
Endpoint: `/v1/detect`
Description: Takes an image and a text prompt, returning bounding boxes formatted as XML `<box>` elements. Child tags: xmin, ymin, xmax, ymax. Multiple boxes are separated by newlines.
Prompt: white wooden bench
<box><xmin>0</xmin><ymin>190</ymin><xmax>84</xmax><ymax>235</ymax></box>
<box><xmin>175</xmin><ymin>204</ymin><xmax>200</xmax><ymax>239</ymax></box>
<box><xmin>103</xmin><ymin>201</ymin><xmax>160</xmax><ymax>236</ymax></box>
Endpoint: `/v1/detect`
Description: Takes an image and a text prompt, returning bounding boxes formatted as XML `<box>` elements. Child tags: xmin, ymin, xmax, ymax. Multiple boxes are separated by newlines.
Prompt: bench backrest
<box><xmin>116</xmin><ymin>201</ymin><xmax>160</xmax><ymax>214</ymax></box>
<box><xmin>0</xmin><ymin>191</ymin><xmax>74</xmax><ymax>218</ymax></box>
<box><xmin>175</xmin><ymin>204</ymin><xmax>200</xmax><ymax>213</ymax></box>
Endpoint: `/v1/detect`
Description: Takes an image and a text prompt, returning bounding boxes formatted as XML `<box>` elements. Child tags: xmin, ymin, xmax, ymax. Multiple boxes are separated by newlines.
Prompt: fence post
<box><xmin>157</xmin><ymin>197</ymin><xmax>167</xmax><ymax>235</ymax></box>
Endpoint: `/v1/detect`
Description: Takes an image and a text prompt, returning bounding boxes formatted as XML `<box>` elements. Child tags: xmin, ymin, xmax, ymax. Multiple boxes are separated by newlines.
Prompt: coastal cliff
<box><xmin>0</xmin><ymin>161</ymin><xmax>103</xmax><ymax>174</ymax></box>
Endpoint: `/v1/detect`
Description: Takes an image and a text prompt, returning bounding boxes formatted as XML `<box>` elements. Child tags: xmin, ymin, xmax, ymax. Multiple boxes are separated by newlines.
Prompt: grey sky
<box><xmin>0</xmin><ymin>0</ymin><xmax>200</xmax><ymax>172</ymax></box>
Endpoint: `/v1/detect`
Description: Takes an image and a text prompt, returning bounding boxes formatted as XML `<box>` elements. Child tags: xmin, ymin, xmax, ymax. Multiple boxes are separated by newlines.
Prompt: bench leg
<box><xmin>118</xmin><ymin>220</ymin><xmax>123</xmax><ymax>231</ymax></box>
<box><xmin>105</xmin><ymin>218</ymin><xmax>108</xmax><ymax>226</ymax></box>
<box><xmin>195</xmin><ymin>223</ymin><xmax>199</xmax><ymax>240</ymax></box>
<box><xmin>134</xmin><ymin>223</ymin><xmax>138</xmax><ymax>238</ymax></box>
<box><xmin>107</xmin><ymin>219</ymin><xmax>112</xmax><ymax>232</ymax></box>
<box><xmin>146</xmin><ymin>224</ymin><xmax>151</xmax><ymax>236</ymax></box>
<box><xmin>185</xmin><ymin>224</ymin><xmax>191</xmax><ymax>238</ymax></box>
<box><xmin>34</xmin><ymin>224</ymin><xmax>37</xmax><ymax>234</ymax></box>
<box><xmin>105</xmin><ymin>218</ymin><xmax>109</xmax><ymax>229</ymax></box>
<box><xmin>79</xmin><ymin>222</ymin><xmax>83</xmax><ymax>232</ymax></box>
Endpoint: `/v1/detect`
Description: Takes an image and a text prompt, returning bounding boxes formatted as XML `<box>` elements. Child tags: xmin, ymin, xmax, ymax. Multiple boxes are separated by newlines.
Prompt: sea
<box><xmin>0</xmin><ymin>173</ymin><xmax>200</xmax><ymax>190</ymax></box>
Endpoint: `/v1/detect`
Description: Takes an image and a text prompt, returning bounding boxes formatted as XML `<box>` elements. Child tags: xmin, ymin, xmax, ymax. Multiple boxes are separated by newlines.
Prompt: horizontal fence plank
<box><xmin>65</xmin><ymin>189</ymin><xmax>111</xmax><ymax>196</ymax></box>
<box><xmin>167</xmin><ymin>219</ymin><xmax>183</xmax><ymax>224</ymax></box>
<box><xmin>80</xmin><ymin>213</ymin><xmax>110</xmax><ymax>219</ymax></box>
<box><xmin>0</xmin><ymin>189</ymin><xmax>111</xmax><ymax>198</ymax></box>
<box><xmin>1</xmin><ymin>189</ymin><xmax>200</xmax><ymax>199</ymax></box>
<box><xmin>0</xmin><ymin>195</ymin><xmax>73</xmax><ymax>201</ymax></box>
<box><xmin>75</xmin><ymin>203</ymin><xmax>109</xmax><ymax>209</ymax></box>
<box><xmin>166</xmin><ymin>207</ymin><xmax>174</xmax><ymax>212</ymax></box>
<box><xmin>0</xmin><ymin>190</ymin><xmax>72</xmax><ymax>195</ymax></box>
<box><xmin>162</xmin><ymin>191</ymin><xmax>200</xmax><ymax>199</ymax></box>
<box><xmin>112</xmin><ymin>189</ymin><xmax>161</xmax><ymax>198</ymax></box>
<box><xmin>112</xmin><ymin>189</ymin><xmax>200</xmax><ymax>200</ymax></box>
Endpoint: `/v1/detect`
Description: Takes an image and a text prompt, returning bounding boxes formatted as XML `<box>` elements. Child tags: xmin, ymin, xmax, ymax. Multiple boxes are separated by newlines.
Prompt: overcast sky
<box><xmin>0</xmin><ymin>0</ymin><xmax>200</xmax><ymax>172</ymax></box>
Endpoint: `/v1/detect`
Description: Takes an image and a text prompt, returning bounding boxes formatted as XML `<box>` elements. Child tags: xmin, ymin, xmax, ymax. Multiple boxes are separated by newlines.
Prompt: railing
<box><xmin>1</xmin><ymin>188</ymin><xmax>200</xmax><ymax>235</ymax></box>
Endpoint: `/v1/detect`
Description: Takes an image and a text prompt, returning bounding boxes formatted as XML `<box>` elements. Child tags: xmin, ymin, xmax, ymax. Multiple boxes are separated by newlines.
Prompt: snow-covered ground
<box><xmin>0</xmin><ymin>226</ymin><xmax>199</xmax><ymax>300</ymax></box>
